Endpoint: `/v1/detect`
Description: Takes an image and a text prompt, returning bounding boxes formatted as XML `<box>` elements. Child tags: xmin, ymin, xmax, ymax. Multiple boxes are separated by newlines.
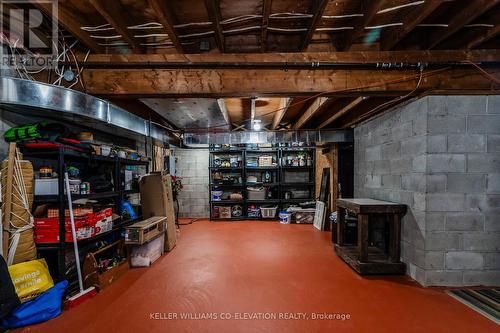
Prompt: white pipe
<box><xmin>133</xmin><ymin>33</ymin><xmax>170</xmax><ymax>38</ymax></box>
<box><xmin>464</xmin><ymin>24</ymin><xmax>494</xmax><ymax>28</ymax></box>
<box><xmin>316</xmin><ymin>27</ymin><xmax>354</xmax><ymax>31</ymax></box>
<box><xmin>90</xmin><ymin>35</ymin><xmax>122</xmax><ymax>39</ymax></box>
<box><xmin>65</xmin><ymin>172</ymin><xmax>84</xmax><ymax>293</ymax></box>
<box><xmin>322</xmin><ymin>14</ymin><xmax>363</xmax><ymax>19</ymax></box>
<box><xmin>127</xmin><ymin>22</ymin><xmax>163</xmax><ymax>29</ymax></box>
<box><xmin>377</xmin><ymin>1</ymin><xmax>425</xmax><ymax>14</ymax></box>
<box><xmin>174</xmin><ymin>22</ymin><xmax>213</xmax><ymax>28</ymax></box>
<box><xmin>365</xmin><ymin>23</ymin><xmax>403</xmax><ymax>30</ymax></box>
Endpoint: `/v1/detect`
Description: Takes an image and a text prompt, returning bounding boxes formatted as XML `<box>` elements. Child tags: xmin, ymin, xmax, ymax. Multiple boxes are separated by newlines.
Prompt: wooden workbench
<box><xmin>335</xmin><ymin>198</ymin><xmax>407</xmax><ymax>275</ymax></box>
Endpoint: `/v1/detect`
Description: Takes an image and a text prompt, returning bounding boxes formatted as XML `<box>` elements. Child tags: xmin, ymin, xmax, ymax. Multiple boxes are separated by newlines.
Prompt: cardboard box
<box><xmin>34</xmin><ymin>208</ymin><xmax>113</xmax><ymax>243</ymax></box>
<box><xmin>139</xmin><ymin>173</ymin><xmax>177</xmax><ymax>251</ymax></box>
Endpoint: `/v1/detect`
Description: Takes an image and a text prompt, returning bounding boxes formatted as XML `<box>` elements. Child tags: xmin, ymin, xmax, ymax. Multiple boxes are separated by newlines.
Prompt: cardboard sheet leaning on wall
<box><xmin>139</xmin><ymin>172</ymin><xmax>177</xmax><ymax>251</ymax></box>
<box><xmin>1</xmin><ymin>143</ymin><xmax>36</xmax><ymax>265</ymax></box>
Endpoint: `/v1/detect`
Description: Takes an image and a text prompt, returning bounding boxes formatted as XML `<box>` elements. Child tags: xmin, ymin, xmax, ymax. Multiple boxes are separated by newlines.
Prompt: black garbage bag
<box><xmin>0</xmin><ymin>255</ymin><xmax>20</xmax><ymax>320</ymax></box>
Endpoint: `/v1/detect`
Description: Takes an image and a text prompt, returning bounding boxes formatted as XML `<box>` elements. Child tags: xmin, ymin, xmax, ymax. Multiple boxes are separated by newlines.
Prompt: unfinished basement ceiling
<box><xmin>140</xmin><ymin>98</ymin><xmax>230</xmax><ymax>130</ymax></box>
<box><xmin>18</xmin><ymin>0</ymin><xmax>499</xmax><ymax>132</ymax></box>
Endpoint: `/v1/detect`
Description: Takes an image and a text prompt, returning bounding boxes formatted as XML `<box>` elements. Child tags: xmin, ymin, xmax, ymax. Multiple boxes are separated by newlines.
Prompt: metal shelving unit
<box><xmin>22</xmin><ymin>147</ymin><xmax>149</xmax><ymax>281</ymax></box>
<box><xmin>209</xmin><ymin>146</ymin><xmax>315</xmax><ymax>221</ymax></box>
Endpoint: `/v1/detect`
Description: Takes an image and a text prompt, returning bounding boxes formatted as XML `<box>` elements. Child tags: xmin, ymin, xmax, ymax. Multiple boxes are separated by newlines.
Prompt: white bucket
<box><xmin>279</xmin><ymin>212</ymin><xmax>291</xmax><ymax>224</ymax></box>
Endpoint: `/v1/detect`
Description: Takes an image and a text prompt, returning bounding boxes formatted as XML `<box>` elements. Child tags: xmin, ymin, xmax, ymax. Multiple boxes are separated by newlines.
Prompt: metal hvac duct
<box><xmin>182</xmin><ymin>130</ymin><xmax>353</xmax><ymax>146</ymax></box>
<box><xmin>0</xmin><ymin>76</ymin><xmax>174</xmax><ymax>143</ymax></box>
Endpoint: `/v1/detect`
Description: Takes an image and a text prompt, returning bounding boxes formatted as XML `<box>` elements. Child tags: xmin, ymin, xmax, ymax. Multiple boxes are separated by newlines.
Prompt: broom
<box><xmin>64</xmin><ymin>171</ymin><xmax>96</xmax><ymax>308</ymax></box>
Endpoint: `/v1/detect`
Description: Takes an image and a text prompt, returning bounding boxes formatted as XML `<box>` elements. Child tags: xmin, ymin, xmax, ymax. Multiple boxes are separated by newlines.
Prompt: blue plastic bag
<box><xmin>2</xmin><ymin>280</ymin><xmax>68</xmax><ymax>329</ymax></box>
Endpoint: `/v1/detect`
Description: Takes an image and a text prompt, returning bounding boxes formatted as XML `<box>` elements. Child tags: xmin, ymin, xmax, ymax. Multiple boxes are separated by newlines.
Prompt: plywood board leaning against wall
<box><xmin>315</xmin><ymin>146</ymin><xmax>339</xmax><ymax>212</ymax></box>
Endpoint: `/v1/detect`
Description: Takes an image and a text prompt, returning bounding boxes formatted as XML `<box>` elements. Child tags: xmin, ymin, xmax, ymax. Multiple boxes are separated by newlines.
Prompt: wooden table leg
<box><xmin>336</xmin><ymin>208</ymin><xmax>345</xmax><ymax>246</ymax></box>
<box><xmin>389</xmin><ymin>214</ymin><xmax>401</xmax><ymax>263</ymax></box>
<box><xmin>358</xmin><ymin>214</ymin><xmax>368</xmax><ymax>262</ymax></box>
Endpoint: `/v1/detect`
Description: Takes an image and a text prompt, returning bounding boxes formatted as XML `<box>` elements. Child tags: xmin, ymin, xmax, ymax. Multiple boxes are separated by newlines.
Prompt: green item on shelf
<box><xmin>4</xmin><ymin>121</ymin><xmax>67</xmax><ymax>142</ymax></box>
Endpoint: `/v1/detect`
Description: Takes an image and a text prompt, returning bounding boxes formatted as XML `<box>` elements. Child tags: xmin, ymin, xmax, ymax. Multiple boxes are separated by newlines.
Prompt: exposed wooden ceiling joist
<box><xmin>148</xmin><ymin>0</ymin><xmax>183</xmax><ymax>53</ymax></box>
<box><xmin>293</xmin><ymin>97</ymin><xmax>330</xmax><ymax>129</ymax></box>
<box><xmin>82</xmin><ymin>67</ymin><xmax>499</xmax><ymax>97</ymax></box>
<box><xmin>32</xmin><ymin>1</ymin><xmax>103</xmax><ymax>53</ymax></box>
<box><xmin>340</xmin><ymin>95</ymin><xmax>417</xmax><ymax>129</ymax></box>
<box><xmin>204</xmin><ymin>0</ymin><xmax>224</xmax><ymax>52</ymax></box>
<box><xmin>428</xmin><ymin>0</ymin><xmax>500</xmax><ymax>49</ymax></box>
<box><xmin>336</xmin><ymin>0</ymin><xmax>387</xmax><ymax>51</ymax></box>
<box><xmin>261</xmin><ymin>0</ymin><xmax>272</xmax><ymax>52</ymax></box>
<box><xmin>465</xmin><ymin>9</ymin><xmax>500</xmax><ymax>50</ymax></box>
<box><xmin>380</xmin><ymin>0</ymin><xmax>443</xmax><ymax>51</ymax></box>
<box><xmin>78</xmin><ymin>49</ymin><xmax>500</xmax><ymax>65</ymax></box>
<box><xmin>271</xmin><ymin>98</ymin><xmax>292</xmax><ymax>130</ymax></box>
<box><xmin>217</xmin><ymin>99</ymin><xmax>231</xmax><ymax>129</ymax></box>
<box><xmin>319</xmin><ymin>97</ymin><xmax>365</xmax><ymax>128</ymax></box>
<box><xmin>301</xmin><ymin>0</ymin><xmax>329</xmax><ymax>51</ymax></box>
<box><xmin>88</xmin><ymin>0</ymin><xmax>143</xmax><ymax>53</ymax></box>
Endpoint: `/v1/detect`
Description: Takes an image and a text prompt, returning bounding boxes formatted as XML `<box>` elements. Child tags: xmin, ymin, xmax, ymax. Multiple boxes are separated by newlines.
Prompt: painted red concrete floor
<box><xmin>19</xmin><ymin>220</ymin><xmax>497</xmax><ymax>332</ymax></box>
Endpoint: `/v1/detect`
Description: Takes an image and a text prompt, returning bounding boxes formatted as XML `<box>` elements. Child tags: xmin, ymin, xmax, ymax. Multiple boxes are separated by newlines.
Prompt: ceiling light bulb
<box><xmin>253</xmin><ymin>121</ymin><xmax>261</xmax><ymax>131</ymax></box>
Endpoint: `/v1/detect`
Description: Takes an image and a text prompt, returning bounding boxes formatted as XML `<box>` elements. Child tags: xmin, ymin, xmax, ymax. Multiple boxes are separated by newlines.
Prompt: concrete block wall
<box><xmin>173</xmin><ymin>148</ymin><xmax>210</xmax><ymax>218</ymax></box>
<box><xmin>354</xmin><ymin>98</ymin><xmax>429</xmax><ymax>284</ymax></box>
<box><xmin>424</xmin><ymin>95</ymin><xmax>499</xmax><ymax>286</ymax></box>
<box><xmin>354</xmin><ymin>95</ymin><xmax>500</xmax><ymax>287</ymax></box>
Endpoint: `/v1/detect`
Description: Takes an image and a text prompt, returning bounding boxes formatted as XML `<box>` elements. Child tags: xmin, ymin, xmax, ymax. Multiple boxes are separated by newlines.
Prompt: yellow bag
<box><xmin>8</xmin><ymin>259</ymin><xmax>54</xmax><ymax>302</ymax></box>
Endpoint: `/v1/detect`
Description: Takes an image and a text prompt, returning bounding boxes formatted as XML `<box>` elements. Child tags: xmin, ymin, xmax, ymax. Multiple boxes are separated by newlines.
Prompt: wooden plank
<box><xmin>334</xmin><ymin>245</ymin><xmax>406</xmax><ymax>274</ymax></box>
<box><xmin>337</xmin><ymin>198</ymin><xmax>407</xmax><ymax>214</ymax></box>
<box><xmin>82</xmin><ymin>67</ymin><xmax>499</xmax><ymax>97</ymax></box>
<box><xmin>32</xmin><ymin>1</ymin><xmax>103</xmax><ymax>53</ymax></box>
<box><xmin>336</xmin><ymin>207</ymin><xmax>345</xmax><ymax>246</ymax></box>
<box><xmin>301</xmin><ymin>0</ymin><xmax>329</xmax><ymax>51</ymax></box>
<box><xmin>380</xmin><ymin>0</ymin><xmax>443</xmax><ymax>50</ymax></box>
<box><xmin>271</xmin><ymin>97</ymin><xmax>291</xmax><ymax>130</ymax></box>
<box><xmin>80</xmin><ymin>49</ymin><xmax>500</xmax><ymax>65</ymax></box>
<box><xmin>89</xmin><ymin>0</ymin><xmax>143</xmax><ymax>53</ymax></box>
<box><xmin>204</xmin><ymin>0</ymin><xmax>224</xmax><ymax>52</ymax></box>
<box><xmin>427</xmin><ymin>0</ymin><xmax>500</xmax><ymax>49</ymax></box>
<box><xmin>319</xmin><ymin>97</ymin><xmax>365</xmax><ymax>128</ymax></box>
<box><xmin>293</xmin><ymin>97</ymin><xmax>330</xmax><ymax>129</ymax></box>
<box><xmin>2</xmin><ymin>143</ymin><xmax>16</xmax><ymax>256</ymax></box>
<box><xmin>389</xmin><ymin>214</ymin><xmax>402</xmax><ymax>263</ymax></box>
<box><xmin>339</xmin><ymin>95</ymin><xmax>416</xmax><ymax>128</ymax></box>
<box><xmin>148</xmin><ymin>0</ymin><xmax>183</xmax><ymax>53</ymax></box>
<box><xmin>358</xmin><ymin>214</ymin><xmax>369</xmax><ymax>263</ymax></box>
<box><xmin>261</xmin><ymin>0</ymin><xmax>272</xmax><ymax>52</ymax></box>
<box><xmin>337</xmin><ymin>0</ymin><xmax>387</xmax><ymax>51</ymax></box>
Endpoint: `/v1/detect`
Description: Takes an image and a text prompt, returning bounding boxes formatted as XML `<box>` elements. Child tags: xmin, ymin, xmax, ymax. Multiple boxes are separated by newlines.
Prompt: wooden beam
<box><xmin>319</xmin><ymin>97</ymin><xmax>365</xmax><ymax>128</ymax></box>
<box><xmin>32</xmin><ymin>1</ymin><xmax>103</xmax><ymax>53</ymax></box>
<box><xmin>204</xmin><ymin>0</ymin><xmax>224</xmax><ymax>52</ymax></box>
<box><xmin>293</xmin><ymin>97</ymin><xmax>330</xmax><ymax>129</ymax></box>
<box><xmin>337</xmin><ymin>0</ymin><xmax>386</xmax><ymax>51</ymax></box>
<box><xmin>148</xmin><ymin>0</ymin><xmax>183</xmax><ymax>53</ymax></box>
<box><xmin>261</xmin><ymin>0</ymin><xmax>272</xmax><ymax>52</ymax></box>
<box><xmin>465</xmin><ymin>10</ymin><xmax>500</xmax><ymax>49</ymax></box>
<box><xmin>79</xmin><ymin>49</ymin><xmax>500</xmax><ymax>65</ymax></box>
<box><xmin>88</xmin><ymin>0</ymin><xmax>143</xmax><ymax>53</ymax></box>
<box><xmin>340</xmin><ymin>96</ymin><xmax>416</xmax><ymax>128</ymax></box>
<box><xmin>301</xmin><ymin>0</ymin><xmax>328</xmax><ymax>51</ymax></box>
<box><xmin>380</xmin><ymin>0</ymin><xmax>443</xmax><ymax>51</ymax></box>
<box><xmin>82</xmin><ymin>67</ymin><xmax>499</xmax><ymax>97</ymax></box>
<box><xmin>427</xmin><ymin>0</ymin><xmax>500</xmax><ymax>49</ymax></box>
<box><xmin>217</xmin><ymin>99</ymin><xmax>232</xmax><ymax>129</ymax></box>
<box><xmin>271</xmin><ymin>97</ymin><xmax>292</xmax><ymax>129</ymax></box>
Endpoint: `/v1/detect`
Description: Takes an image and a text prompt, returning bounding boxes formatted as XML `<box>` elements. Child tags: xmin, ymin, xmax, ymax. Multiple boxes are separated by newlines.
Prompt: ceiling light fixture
<box><xmin>253</xmin><ymin>119</ymin><xmax>262</xmax><ymax>131</ymax></box>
